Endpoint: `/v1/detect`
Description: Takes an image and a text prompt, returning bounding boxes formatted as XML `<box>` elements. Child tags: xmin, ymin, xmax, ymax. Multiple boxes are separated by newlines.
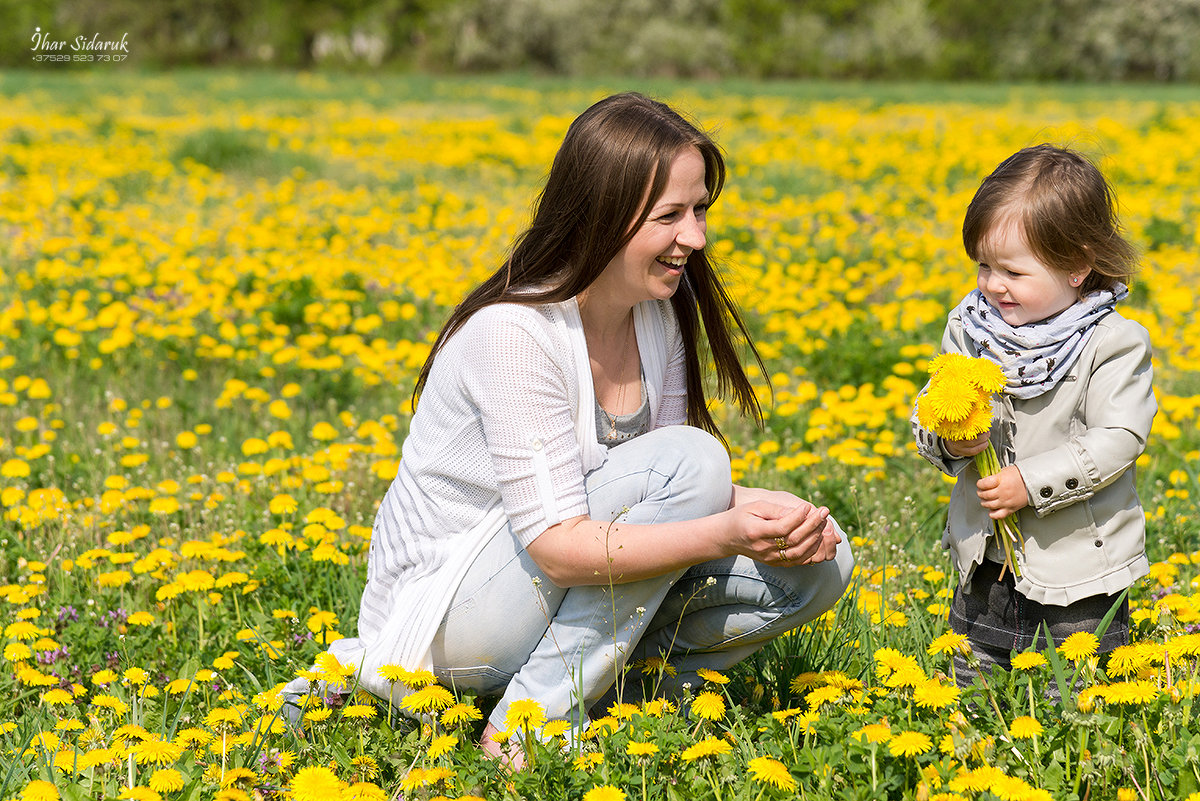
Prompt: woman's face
<box><xmin>595</xmin><ymin>147</ymin><xmax>709</xmax><ymax>308</ymax></box>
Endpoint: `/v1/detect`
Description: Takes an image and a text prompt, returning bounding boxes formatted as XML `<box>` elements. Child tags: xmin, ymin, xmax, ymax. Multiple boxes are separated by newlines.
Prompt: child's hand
<box><xmin>976</xmin><ymin>465</ymin><xmax>1028</xmax><ymax>519</ymax></box>
<box><xmin>944</xmin><ymin>432</ymin><xmax>990</xmax><ymax>459</ymax></box>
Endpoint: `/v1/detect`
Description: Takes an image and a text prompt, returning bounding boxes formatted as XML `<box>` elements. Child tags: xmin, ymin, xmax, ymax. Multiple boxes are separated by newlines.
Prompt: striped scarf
<box><xmin>956</xmin><ymin>285</ymin><xmax>1127</xmax><ymax>400</ymax></box>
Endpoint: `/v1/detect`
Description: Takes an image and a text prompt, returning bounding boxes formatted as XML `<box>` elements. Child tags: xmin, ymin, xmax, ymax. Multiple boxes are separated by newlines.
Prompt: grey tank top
<box><xmin>595</xmin><ymin>377</ymin><xmax>650</xmax><ymax>446</ymax></box>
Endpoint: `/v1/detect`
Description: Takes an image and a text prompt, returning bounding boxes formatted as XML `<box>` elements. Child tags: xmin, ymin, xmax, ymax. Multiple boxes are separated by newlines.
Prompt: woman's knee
<box><xmin>653</xmin><ymin>425</ymin><xmax>732</xmax><ymax>514</ymax></box>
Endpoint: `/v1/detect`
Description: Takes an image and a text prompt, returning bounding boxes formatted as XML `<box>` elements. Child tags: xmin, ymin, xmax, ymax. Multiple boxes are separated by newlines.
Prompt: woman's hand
<box><xmin>528</xmin><ymin>487</ymin><xmax>841</xmax><ymax>587</ymax></box>
<box><xmin>731</xmin><ymin>500</ymin><xmax>840</xmax><ymax>567</ymax></box>
<box><xmin>944</xmin><ymin>431</ymin><xmax>990</xmax><ymax>459</ymax></box>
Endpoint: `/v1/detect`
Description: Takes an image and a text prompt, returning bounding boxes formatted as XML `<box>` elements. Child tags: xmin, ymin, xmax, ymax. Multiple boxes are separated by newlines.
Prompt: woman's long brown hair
<box><xmin>414</xmin><ymin>92</ymin><xmax>764</xmax><ymax>441</ymax></box>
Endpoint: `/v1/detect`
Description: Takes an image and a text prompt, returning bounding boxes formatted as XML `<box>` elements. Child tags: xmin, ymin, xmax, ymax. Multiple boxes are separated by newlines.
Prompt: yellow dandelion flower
<box><xmin>92</xmin><ymin>694</ymin><xmax>129</xmax><ymax>717</ymax></box>
<box><xmin>691</xmin><ymin>691</ymin><xmax>726</xmax><ymax>721</ymax></box>
<box><xmin>641</xmin><ymin>698</ymin><xmax>675</xmax><ymax>717</ymax></box>
<box><xmin>542</xmin><ymin>719</ymin><xmax>572</xmax><ymax>739</ymax></box>
<box><xmin>772</xmin><ymin>707</ymin><xmax>804</xmax><ymax>723</ymax></box>
<box><xmin>148</xmin><ymin>769</ymin><xmax>184</xmax><ymax>793</ymax></box>
<box><xmin>112</xmin><ymin>725</ymin><xmax>149</xmax><ymax>745</ymax></box>
<box><xmin>203</xmin><ymin>706</ymin><xmax>243</xmax><ymax>731</ymax></box>
<box><xmin>304</xmin><ymin>707</ymin><xmax>333</xmax><ymax>724</ymax></box>
<box><xmin>918</xmin><ymin>382</ymin><xmax>978</xmax><ymax>427</ymax></box>
<box><xmin>938</xmin><ymin>400</ymin><xmax>995</xmax><ymax>441</ymax></box>
<box><xmin>963</xmin><ymin>357</ymin><xmax>1006</xmax><ymax>393</ymax></box>
<box><xmin>1077</xmin><ymin>687</ymin><xmax>1102</xmax><ymax>713</ymax></box>
<box><xmin>4</xmin><ymin>642</ymin><xmax>32</xmax><ymax>661</ymax></box>
<box><xmin>291</xmin><ymin>766</ymin><xmax>343</xmax><ymax>801</ymax></box>
<box><xmin>2</xmin><ymin>458</ymin><xmax>31</xmax><ymax>478</ymax></box>
<box><xmin>423</xmin><ymin>766</ymin><xmax>453</xmax><ymax>785</ymax></box>
<box><xmin>124</xmin><ymin>667</ymin><xmax>150</xmax><ymax>685</ymax></box>
<box><xmin>927</xmin><ymin>632</ymin><xmax>969</xmax><ymax>656</ymax></box>
<box><xmin>1102</xmin><ymin>680</ymin><xmax>1159</xmax><ymax>706</ymax></box>
<box><xmin>5</xmin><ymin>621</ymin><xmax>42</xmax><ymax>640</ymax></box>
<box><xmin>400</xmin><ymin>684</ymin><xmax>454</xmax><ymax>714</ymax></box>
<box><xmin>805</xmin><ymin>685</ymin><xmax>843</xmax><ymax>710</ymax></box>
<box><xmin>582</xmin><ymin>786</ymin><xmax>626</xmax><ymax>801</ymax></box>
<box><xmin>134</xmin><ymin>738</ymin><xmax>185</xmax><ymax>766</ymax></box>
<box><xmin>342</xmin><ymin>704</ymin><xmax>376</xmax><ymax>721</ymax></box>
<box><xmin>680</xmin><ymin>737</ymin><xmax>732</xmax><ymax>762</ymax></box>
<box><xmin>377</xmin><ymin>664</ymin><xmax>409</xmax><ymax>683</ymax></box>
<box><xmin>885</xmin><ymin>665</ymin><xmax>927</xmax><ymax>689</ymax></box>
<box><xmin>174</xmin><ymin>728</ymin><xmax>213</xmax><ymax>748</ymax></box>
<box><xmin>349</xmin><ymin>755</ymin><xmax>378</xmax><ymax>779</ymax></box>
<box><xmin>605</xmin><ymin>702</ymin><xmax>639</xmax><ymax>721</ymax></box>
<box><xmin>40</xmin><ymin>688</ymin><xmax>74</xmax><ymax>706</ymax></box>
<box><xmin>1009</xmin><ymin>716</ymin><xmax>1043</xmax><ymax>739</ymax></box>
<box><xmin>440</xmin><ymin>702</ymin><xmax>482</xmax><ymax>727</ymax></box>
<box><xmin>1058</xmin><ymin>632</ymin><xmax>1099</xmax><ymax>662</ymax></box>
<box><xmin>913</xmin><ymin>680</ymin><xmax>960</xmax><ymax>710</ymax></box>
<box><xmin>888</xmin><ymin>731</ymin><xmax>933</xmax><ymax>758</ymax></box>
<box><xmin>505</xmin><ymin>698</ymin><xmax>547</xmax><ymax>730</ymax></box>
<box><xmin>636</xmin><ymin>657</ymin><xmax>676</xmax><ymax>677</ymax></box>
<box><xmin>311</xmin><ymin>422</ymin><xmax>339</xmax><ymax>441</ymax></box>
<box><xmin>21</xmin><ymin>780</ymin><xmax>59</xmax><ymax>801</ymax></box>
<box><xmin>573</xmin><ymin>752</ymin><xmax>605</xmax><ymax>770</ymax></box>
<box><xmin>427</xmin><ymin>734</ymin><xmax>457</xmax><ymax>759</ymax></box>
<box><xmin>853</xmin><ymin>722</ymin><xmax>892</xmax><ymax>744</ymax></box>
<box><xmin>627</xmin><ymin>741</ymin><xmax>660</xmax><ymax>756</ymax></box>
<box><xmin>341</xmin><ymin>783</ymin><xmax>386</xmax><ymax>801</ymax></box>
<box><xmin>1010</xmin><ymin>652</ymin><xmax>1047</xmax><ymax>671</ymax></box>
<box><xmin>696</xmin><ymin>668</ymin><xmax>730</xmax><ymax>685</ymax></box>
<box><xmin>214</xmin><ymin>791</ymin><xmax>250</xmax><ymax>801</ymax></box>
<box><xmin>1106</xmin><ymin>645</ymin><xmax>1150</xmax><ymax>677</ymax></box>
<box><xmin>404</xmin><ymin>669</ymin><xmax>438</xmax><ymax>688</ymax></box>
<box><xmin>97</xmin><ymin>570</ymin><xmax>133</xmax><ymax>588</ymax></box>
<box><xmin>1169</xmin><ymin>633</ymin><xmax>1200</xmax><ymax>657</ymax></box>
<box><xmin>748</xmin><ymin>756</ymin><xmax>796</xmax><ymax>791</ymax></box>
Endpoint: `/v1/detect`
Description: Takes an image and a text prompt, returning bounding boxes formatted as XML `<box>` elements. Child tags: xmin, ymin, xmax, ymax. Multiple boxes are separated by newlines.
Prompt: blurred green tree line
<box><xmin>6</xmin><ymin>0</ymin><xmax>1200</xmax><ymax>80</ymax></box>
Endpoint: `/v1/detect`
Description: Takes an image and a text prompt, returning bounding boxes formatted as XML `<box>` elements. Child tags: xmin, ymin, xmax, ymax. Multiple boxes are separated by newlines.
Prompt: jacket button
<box><xmin>1094</xmin><ymin>539</ymin><xmax>1103</xmax><ymax>548</ymax></box>
<box><xmin>1066</xmin><ymin>478</ymin><xmax>1079</xmax><ymax>490</ymax></box>
<box><xmin>1040</xmin><ymin>486</ymin><xmax>1053</xmax><ymax>498</ymax></box>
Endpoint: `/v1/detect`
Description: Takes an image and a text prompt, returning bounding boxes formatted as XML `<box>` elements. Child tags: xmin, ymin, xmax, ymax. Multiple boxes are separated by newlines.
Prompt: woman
<box><xmin>302</xmin><ymin>92</ymin><xmax>854</xmax><ymax>756</ymax></box>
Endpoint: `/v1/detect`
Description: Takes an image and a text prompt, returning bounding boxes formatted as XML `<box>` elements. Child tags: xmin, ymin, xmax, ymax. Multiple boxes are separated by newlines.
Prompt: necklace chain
<box><xmin>600</xmin><ymin>318</ymin><xmax>634</xmax><ymax>438</ymax></box>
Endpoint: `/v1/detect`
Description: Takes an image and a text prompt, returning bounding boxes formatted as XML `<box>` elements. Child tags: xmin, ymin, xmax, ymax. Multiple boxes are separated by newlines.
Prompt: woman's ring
<box><xmin>778</xmin><ymin>546</ymin><xmax>789</xmax><ymax>562</ymax></box>
<box><xmin>774</xmin><ymin>537</ymin><xmax>787</xmax><ymax>550</ymax></box>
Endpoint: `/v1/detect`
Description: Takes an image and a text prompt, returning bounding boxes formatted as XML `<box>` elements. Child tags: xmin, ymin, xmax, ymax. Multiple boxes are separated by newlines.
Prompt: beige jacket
<box><xmin>914</xmin><ymin>309</ymin><xmax>1156</xmax><ymax>605</ymax></box>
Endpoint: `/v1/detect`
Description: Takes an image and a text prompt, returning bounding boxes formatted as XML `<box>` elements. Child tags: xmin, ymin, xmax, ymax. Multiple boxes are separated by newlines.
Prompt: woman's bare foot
<box><xmin>480</xmin><ymin>721</ymin><xmax>526</xmax><ymax>771</ymax></box>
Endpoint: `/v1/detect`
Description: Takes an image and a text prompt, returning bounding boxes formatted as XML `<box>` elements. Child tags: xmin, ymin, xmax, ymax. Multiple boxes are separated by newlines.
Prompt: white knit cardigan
<box><xmin>325</xmin><ymin>296</ymin><xmax>686</xmax><ymax>703</ymax></box>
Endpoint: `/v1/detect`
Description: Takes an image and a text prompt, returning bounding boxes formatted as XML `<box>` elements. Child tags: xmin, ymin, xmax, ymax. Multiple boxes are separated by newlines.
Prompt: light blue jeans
<box><xmin>428</xmin><ymin>425</ymin><xmax>855</xmax><ymax>734</ymax></box>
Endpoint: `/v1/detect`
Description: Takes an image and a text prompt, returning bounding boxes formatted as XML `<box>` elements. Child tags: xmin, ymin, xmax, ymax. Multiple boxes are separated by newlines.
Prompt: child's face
<box><xmin>975</xmin><ymin>218</ymin><xmax>1088</xmax><ymax>326</ymax></box>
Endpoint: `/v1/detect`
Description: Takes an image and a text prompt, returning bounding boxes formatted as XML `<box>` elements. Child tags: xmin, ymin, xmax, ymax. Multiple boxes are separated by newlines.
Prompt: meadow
<box><xmin>2</xmin><ymin>71</ymin><xmax>1200</xmax><ymax>801</ymax></box>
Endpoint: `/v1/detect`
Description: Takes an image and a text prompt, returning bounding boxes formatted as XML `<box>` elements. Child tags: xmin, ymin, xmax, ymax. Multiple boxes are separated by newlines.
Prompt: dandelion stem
<box><xmin>974</xmin><ymin>443</ymin><xmax>1023</xmax><ymax>579</ymax></box>
<box><xmin>1072</xmin><ymin>727</ymin><xmax>1088</xmax><ymax>794</ymax></box>
<box><xmin>870</xmin><ymin>744</ymin><xmax>878</xmax><ymax>794</ymax></box>
<box><xmin>196</xmin><ymin>595</ymin><xmax>206</xmax><ymax>651</ymax></box>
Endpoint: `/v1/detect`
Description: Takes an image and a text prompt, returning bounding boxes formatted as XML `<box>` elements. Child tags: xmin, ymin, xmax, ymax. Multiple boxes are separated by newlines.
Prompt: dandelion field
<box><xmin>2</xmin><ymin>71</ymin><xmax>1200</xmax><ymax>801</ymax></box>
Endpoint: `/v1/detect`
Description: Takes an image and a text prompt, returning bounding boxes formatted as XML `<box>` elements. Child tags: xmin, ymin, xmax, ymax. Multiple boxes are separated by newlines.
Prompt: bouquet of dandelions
<box><xmin>917</xmin><ymin>352</ymin><xmax>1025</xmax><ymax>579</ymax></box>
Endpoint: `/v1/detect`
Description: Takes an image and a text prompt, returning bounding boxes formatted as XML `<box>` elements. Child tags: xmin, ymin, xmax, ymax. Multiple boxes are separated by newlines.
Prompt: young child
<box><xmin>913</xmin><ymin>144</ymin><xmax>1157</xmax><ymax>685</ymax></box>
